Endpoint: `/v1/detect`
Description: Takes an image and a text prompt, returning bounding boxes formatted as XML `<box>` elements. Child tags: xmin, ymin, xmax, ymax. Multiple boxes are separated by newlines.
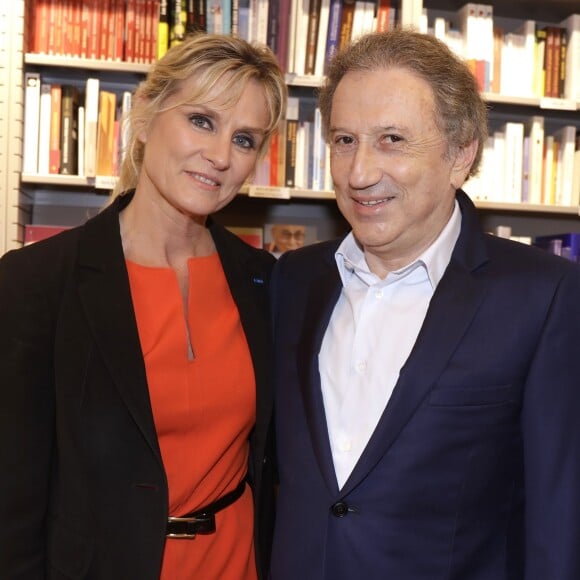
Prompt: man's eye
<box><xmin>233</xmin><ymin>134</ymin><xmax>256</xmax><ymax>150</ymax></box>
<box><xmin>383</xmin><ymin>134</ymin><xmax>403</xmax><ymax>144</ymax></box>
<box><xmin>190</xmin><ymin>114</ymin><xmax>212</xmax><ymax>130</ymax></box>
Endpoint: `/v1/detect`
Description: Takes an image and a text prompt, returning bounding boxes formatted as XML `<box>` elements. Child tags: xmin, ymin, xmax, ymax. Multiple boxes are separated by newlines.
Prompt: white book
<box><xmin>553</xmin><ymin>125</ymin><xmax>577</xmax><ymax>207</ymax></box>
<box><xmin>84</xmin><ymin>77</ymin><xmax>100</xmax><ymax>178</ymax></box>
<box><xmin>314</xmin><ymin>0</ymin><xmax>331</xmax><ymax>78</ymax></box>
<box><xmin>351</xmin><ymin>1</ymin><xmax>366</xmax><ymax>41</ymax></box>
<box><xmin>120</xmin><ymin>91</ymin><xmax>133</xmax><ymax>166</ymax></box>
<box><xmin>77</xmin><ymin>105</ymin><xmax>85</xmax><ymax>177</ymax></box>
<box><xmin>293</xmin><ymin>0</ymin><xmax>310</xmax><ymax>76</ymax></box>
<box><xmin>560</xmin><ymin>14</ymin><xmax>580</xmax><ymax>101</ymax></box>
<box><xmin>22</xmin><ymin>72</ymin><xmax>41</xmax><ymax>175</ymax></box>
<box><xmin>287</xmin><ymin>0</ymin><xmax>300</xmax><ymax>74</ymax></box>
<box><xmin>37</xmin><ymin>83</ymin><xmax>52</xmax><ymax>175</ymax></box>
<box><xmin>524</xmin><ymin>115</ymin><xmax>545</xmax><ymax>205</ymax></box>
<box><xmin>255</xmin><ymin>0</ymin><xmax>269</xmax><ymax>44</ymax></box>
<box><xmin>502</xmin><ymin>122</ymin><xmax>525</xmax><ymax>202</ymax></box>
<box><xmin>492</xmin><ymin>130</ymin><xmax>505</xmax><ymax>202</ymax></box>
<box><xmin>571</xmin><ymin>134</ymin><xmax>580</xmax><ymax>207</ymax></box>
<box><xmin>543</xmin><ymin>135</ymin><xmax>556</xmax><ymax>204</ymax></box>
<box><xmin>513</xmin><ymin>19</ymin><xmax>536</xmax><ymax>98</ymax></box>
<box><xmin>478</xmin><ymin>4</ymin><xmax>494</xmax><ymax>91</ymax></box>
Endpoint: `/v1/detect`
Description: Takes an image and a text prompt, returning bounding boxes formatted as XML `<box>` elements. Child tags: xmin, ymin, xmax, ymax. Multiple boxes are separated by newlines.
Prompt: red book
<box><xmin>33</xmin><ymin>0</ymin><xmax>50</xmax><ymax>53</ymax></box>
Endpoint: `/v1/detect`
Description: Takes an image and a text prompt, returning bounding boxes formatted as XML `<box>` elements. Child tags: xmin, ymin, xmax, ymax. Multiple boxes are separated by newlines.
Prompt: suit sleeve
<box><xmin>522</xmin><ymin>265</ymin><xmax>580</xmax><ymax>579</ymax></box>
<box><xmin>0</xmin><ymin>249</ymin><xmax>56</xmax><ymax>577</ymax></box>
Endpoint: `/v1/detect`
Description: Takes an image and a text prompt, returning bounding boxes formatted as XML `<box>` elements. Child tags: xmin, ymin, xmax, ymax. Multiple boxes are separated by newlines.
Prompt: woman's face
<box><xmin>137</xmin><ymin>75</ymin><xmax>270</xmax><ymax>221</ymax></box>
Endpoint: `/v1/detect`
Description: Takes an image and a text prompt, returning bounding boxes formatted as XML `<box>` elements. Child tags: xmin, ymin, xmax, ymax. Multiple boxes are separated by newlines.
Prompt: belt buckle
<box><xmin>166</xmin><ymin>513</ymin><xmax>216</xmax><ymax>539</ymax></box>
<box><xmin>167</xmin><ymin>515</ymin><xmax>199</xmax><ymax>539</ymax></box>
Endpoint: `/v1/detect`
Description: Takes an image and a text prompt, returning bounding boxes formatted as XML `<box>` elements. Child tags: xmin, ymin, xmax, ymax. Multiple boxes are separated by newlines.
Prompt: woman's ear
<box><xmin>450</xmin><ymin>139</ymin><xmax>478</xmax><ymax>189</ymax></box>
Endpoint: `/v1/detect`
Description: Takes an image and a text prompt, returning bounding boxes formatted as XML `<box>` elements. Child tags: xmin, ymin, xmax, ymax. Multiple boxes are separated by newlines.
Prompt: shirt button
<box><xmin>338</xmin><ymin>439</ymin><xmax>352</xmax><ymax>452</ymax></box>
<box><xmin>331</xmin><ymin>501</ymin><xmax>349</xmax><ymax>517</ymax></box>
<box><xmin>375</xmin><ymin>289</ymin><xmax>383</xmax><ymax>298</ymax></box>
<box><xmin>356</xmin><ymin>360</ymin><xmax>367</xmax><ymax>373</ymax></box>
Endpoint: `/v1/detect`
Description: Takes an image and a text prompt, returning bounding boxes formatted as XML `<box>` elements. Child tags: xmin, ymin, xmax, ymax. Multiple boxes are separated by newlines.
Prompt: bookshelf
<box><xmin>1</xmin><ymin>0</ymin><xmax>580</xmax><ymax>256</ymax></box>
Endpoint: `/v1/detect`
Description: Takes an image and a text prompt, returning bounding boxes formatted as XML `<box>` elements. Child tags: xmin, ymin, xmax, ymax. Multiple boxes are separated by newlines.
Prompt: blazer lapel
<box><xmin>76</xmin><ymin>195</ymin><xmax>163</xmax><ymax>466</ymax></box>
<box><xmin>341</xmin><ymin>190</ymin><xmax>490</xmax><ymax>494</ymax></box>
<box><xmin>209</xmin><ymin>222</ymin><xmax>275</xmax><ymax>461</ymax></box>
<box><xmin>297</xmin><ymin>252</ymin><xmax>343</xmax><ymax>494</ymax></box>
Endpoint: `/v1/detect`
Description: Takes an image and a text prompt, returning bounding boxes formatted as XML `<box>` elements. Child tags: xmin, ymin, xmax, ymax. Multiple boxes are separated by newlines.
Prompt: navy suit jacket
<box><xmin>270</xmin><ymin>190</ymin><xmax>580</xmax><ymax>580</ymax></box>
<box><xmin>0</xmin><ymin>193</ymin><xmax>276</xmax><ymax>579</ymax></box>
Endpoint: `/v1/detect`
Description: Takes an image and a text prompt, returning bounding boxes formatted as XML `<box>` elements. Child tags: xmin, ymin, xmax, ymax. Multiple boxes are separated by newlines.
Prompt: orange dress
<box><xmin>126</xmin><ymin>253</ymin><xmax>257</xmax><ymax>580</ymax></box>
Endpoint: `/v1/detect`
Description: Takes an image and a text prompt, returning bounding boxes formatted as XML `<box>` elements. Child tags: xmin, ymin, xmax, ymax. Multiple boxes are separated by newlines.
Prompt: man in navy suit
<box><xmin>270</xmin><ymin>29</ymin><xmax>580</xmax><ymax>579</ymax></box>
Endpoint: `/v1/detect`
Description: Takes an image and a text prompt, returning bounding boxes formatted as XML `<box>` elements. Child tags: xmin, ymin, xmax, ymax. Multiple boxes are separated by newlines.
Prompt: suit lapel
<box><xmin>341</xmin><ymin>260</ymin><xmax>487</xmax><ymax>494</ymax></box>
<box><xmin>297</xmin><ymin>253</ymin><xmax>343</xmax><ymax>494</ymax></box>
<box><xmin>76</xmin><ymin>195</ymin><xmax>163</xmax><ymax>467</ymax></box>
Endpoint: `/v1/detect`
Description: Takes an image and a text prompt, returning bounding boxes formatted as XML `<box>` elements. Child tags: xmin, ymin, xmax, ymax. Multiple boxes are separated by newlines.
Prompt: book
<box><xmin>553</xmin><ymin>125</ymin><xmax>577</xmax><ymax>207</ymax></box>
<box><xmin>84</xmin><ymin>77</ymin><xmax>100</xmax><ymax>178</ymax></box>
<box><xmin>524</xmin><ymin>116</ymin><xmax>544</xmax><ymax>205</ymax></box>
<box><xmin>60</xmin><ymin>85</ymin><xmax>80</xmax><ymax>175</ymax></box>
<box><xmin>37</xmin><ymin>82</ymin><xmax>52</xmax><ymax>175</ymax></box>
<box><xmin>96</xmin><ymin>90</ymin><xmax>117</xmax><ymax>176</ymax></box>
<box><xmin>264</xmin><ymin>222</ymin><xmax>317</xmax><ymax>255</ymax></box>
<box><xmin>534</xmin><ymin>232</ymin><xmax>580</xmax><ymax>262</ymax></box>
<box><xmin>560</xmin><ymin>14</ymin><xmax>580</xmax><ymax>101</ymax></box>
<box><xmin>22</xmin><ymin>72</ymin><xmax>41</xmax><ymax>175</ymax></box>
<box><xmin>226</xmin><ymin>226</ymin><xmax>264</xmax><ymax>249</ymax></box>
<box><xmin>284</xmin><ymin>97</ymin><xmax>300</xmax><ymax>187</ymax></box>
<box><xmin>24</xmin><ymin>224</ymin><xmax>71</xmax><ymax>245</ymax></box>
<box><xmin>542</xmin><ymin>135</ymin><xmax>556</xmax><ymax>205</ymax></box>
<box><xmin>77</xmin><ymin>105</ymin><xmax>86</xmax><ymax>177</ymax></box>
<box><xmin>501</xmin><ymin>121</ymin><xmax>524</xmax><ymax>203</ymax></box>
<box><xmin>49</xmin><ymin>84</ymin><xmax>62</xmax><ymax>175</ymax></box>
<box><xmin>338</xmin><ymin>0</ymin><xmax>355</xmax><ymax>50</ymax></box>
<box><xmin>304</xmin><ymin>0</ymin><xmax>322</xmax><ymax>75</ymax></box>
<box><xmin>376</xmin><ymin>0</ymin><xmax>391</xmax><ymax>32</ymax></box>
<box><xmin>157</xmin><ymin>0</ymin><xmax>170</xmax><ymax>59</ymax></box>
<box><xmin>313</xmin><ymin>0</ymin><xmax>330</xmax><ymax>77</ymax></box>
<box><xmin>324</xmin><ymin>0</ymin><xmax>342</xmax><ymax>72</ymax></box>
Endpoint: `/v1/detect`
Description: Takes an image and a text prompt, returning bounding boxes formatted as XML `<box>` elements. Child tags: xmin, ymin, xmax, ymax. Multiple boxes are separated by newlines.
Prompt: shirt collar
<box><xmin>335</xmin><ymin>200</ymin><xmax>461</xmax><ymax>289</ymax></box>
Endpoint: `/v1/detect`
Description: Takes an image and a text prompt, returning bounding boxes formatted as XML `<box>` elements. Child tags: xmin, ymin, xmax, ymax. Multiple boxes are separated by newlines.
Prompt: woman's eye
<box><xmin>190</xmin><ymin>114</ymin><xmax>212</xmax><ymax>130</ymax></box>
<box><xmin>233</xmin><ymin>134</ymin><xmax>256</xmax><ymax>150</ymax></box>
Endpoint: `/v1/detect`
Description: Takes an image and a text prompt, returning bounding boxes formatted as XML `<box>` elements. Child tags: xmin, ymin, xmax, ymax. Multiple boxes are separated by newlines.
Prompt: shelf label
<box><xmin>248</xmin><ymin>185</ymin><xmax>291</xmax><ymax>199</ymax></box>
<box><xmin>539</xmin><ymin>98</ymin><xmax>577</xmax><ymax>111</ymax></box>
<box><xmin>95</xmin><ymin>175</ymin><xmax>118</xmax><ymax>190</ymax></box>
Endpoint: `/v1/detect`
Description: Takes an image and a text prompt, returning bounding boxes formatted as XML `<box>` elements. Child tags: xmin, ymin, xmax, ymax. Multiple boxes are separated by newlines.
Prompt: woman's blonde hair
<box><xmin>112</xmin><ymin>33</ymin><xmax>287</xmax><ymax>198</ymax></box>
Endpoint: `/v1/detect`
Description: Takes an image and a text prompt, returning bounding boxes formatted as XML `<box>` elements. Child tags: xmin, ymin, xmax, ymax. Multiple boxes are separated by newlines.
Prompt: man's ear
<box><xmin>450</xmin><ymin>139</ymin><xmax>478</xmax><ymax>189</ymax></box>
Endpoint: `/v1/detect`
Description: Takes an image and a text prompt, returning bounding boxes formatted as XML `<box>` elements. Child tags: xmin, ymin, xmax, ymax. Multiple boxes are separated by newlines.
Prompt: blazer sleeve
<box><xmin>0</xmin><ymin>248</ymin><xmax>57</xmax><ymax>576</ymax></box>
<box><xmin>521</xmin><ymin>265</ymin><xmax>580</xmax><ymax>579</ymax></box>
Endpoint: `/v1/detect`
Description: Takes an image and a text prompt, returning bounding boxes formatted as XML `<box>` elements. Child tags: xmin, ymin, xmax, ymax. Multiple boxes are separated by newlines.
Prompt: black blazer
<box><xmin>0</xmin><ymin>193</ymin><xmax>276</xmax><ymax>579</ymax></box>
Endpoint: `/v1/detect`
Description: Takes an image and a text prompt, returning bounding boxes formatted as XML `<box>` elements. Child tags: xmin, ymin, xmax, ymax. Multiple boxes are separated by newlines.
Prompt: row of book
<box><xmin>463</xmin><ymin>119</ymin><xmax>580</xmax><ymax>208</ymax></box>
<box><xmin>423</xmin><ymin>4</ymin><xmax>580</xmax><ymax>101</ymax></box>
<box><xmin>26</xmin><ymin>1</ymin><xmax>580</xmax><ymax>103</ymax></box>
<box><xmin>22</xmin><ymin>72</ymin><xmax>132</xmax><ymax>178</ymax></box>
<box><xmin>26</xmin><ymin>0</ymin><xmax>397</xmax><ymax>72</ymax></box>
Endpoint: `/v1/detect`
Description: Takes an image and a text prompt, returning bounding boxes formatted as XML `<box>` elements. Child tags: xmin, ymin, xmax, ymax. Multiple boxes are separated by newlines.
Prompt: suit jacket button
<box><xmin>331</xmin><ymin>501</ymin><xmax>348</xmax><ymax>517</ymax></box>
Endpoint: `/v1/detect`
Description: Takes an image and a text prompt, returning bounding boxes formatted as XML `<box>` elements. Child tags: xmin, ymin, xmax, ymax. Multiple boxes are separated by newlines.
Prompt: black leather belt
<box><xmin>166</xmin><ymin>480</ymin><xmax>246</xmax><ymax>539</ymax></box>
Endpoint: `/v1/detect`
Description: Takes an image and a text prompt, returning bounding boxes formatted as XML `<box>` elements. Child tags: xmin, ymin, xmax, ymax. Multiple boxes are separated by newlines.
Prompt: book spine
<box><xmin>49</xmin><ymin>84</ymin><xmax>62</xmax><ymax>175</ymax></box>
<box><xmin>23</xmin><ymin>72</ymin><xmax>42</xmax><ymax>175</ymax></box>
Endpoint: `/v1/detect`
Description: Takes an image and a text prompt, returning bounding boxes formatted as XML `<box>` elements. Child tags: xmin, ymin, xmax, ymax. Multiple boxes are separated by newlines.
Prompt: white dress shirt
<box><xmin>319</xmin><ymin>201</ymin><xmax>462</xmax><ymax>489</ymax></box>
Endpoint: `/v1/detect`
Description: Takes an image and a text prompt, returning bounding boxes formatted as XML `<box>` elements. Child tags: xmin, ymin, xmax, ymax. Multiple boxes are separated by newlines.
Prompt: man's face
<box><xmin>328</xmin><ymin>66</ymin><xmax>472</xmax><ymax>275</ymax></box>
<box><xmin>272</xmin><ymin>225</ymin><xmax>306</xmax><ymax>253</ymax></box>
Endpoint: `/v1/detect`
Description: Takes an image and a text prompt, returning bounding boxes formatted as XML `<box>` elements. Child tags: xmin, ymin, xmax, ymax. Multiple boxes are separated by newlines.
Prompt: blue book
<box><xmin>534</xmin><ymin>233</ymin><xmax>580</xmax><ymax>263</ymax></box>
<box><xmin>324</xmin><ymin>0</ymin><xmax>342</xmax><ymax>73</ymax></box>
